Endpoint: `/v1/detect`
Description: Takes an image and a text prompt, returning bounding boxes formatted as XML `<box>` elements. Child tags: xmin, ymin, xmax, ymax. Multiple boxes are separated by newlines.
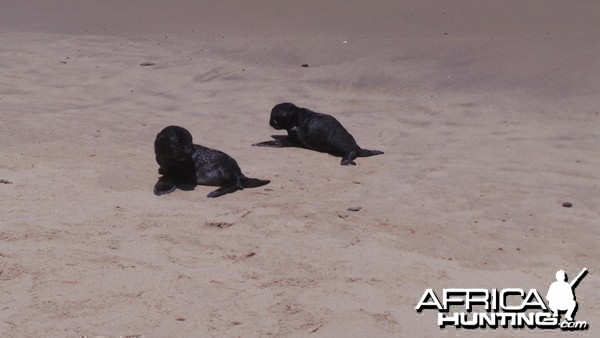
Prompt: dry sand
<box><xmin>1</xmin><ymin>1</ymin><xmax>599</xmax><ymax>336</ymax></box>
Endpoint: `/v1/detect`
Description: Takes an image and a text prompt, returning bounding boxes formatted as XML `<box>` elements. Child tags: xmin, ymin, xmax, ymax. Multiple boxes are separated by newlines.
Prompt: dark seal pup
<box><xmin>252</xmin><ymin>102</ymin><xmax>383</xmax><ymax>165</ymax></box>
<box><xmin>154</xmin><ymin>126</ymin><xmax>270</xmax><ymax>198</ymax></box>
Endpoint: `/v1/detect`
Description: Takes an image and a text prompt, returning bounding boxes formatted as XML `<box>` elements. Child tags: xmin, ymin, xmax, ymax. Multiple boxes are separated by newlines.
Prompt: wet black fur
<box><xmin>252</xmin><ymin>102</ymin><xmax>383</xmax><ymax>165</ymax></box>
<box><xmin>154</xmin><ymin>126</ymin><xmax>269</xmax><ymax>197</ymax></box>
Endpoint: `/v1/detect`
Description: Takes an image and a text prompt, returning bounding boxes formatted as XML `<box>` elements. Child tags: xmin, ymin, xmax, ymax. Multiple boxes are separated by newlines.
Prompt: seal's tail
<box><xmin>240</xmin><ymin>176</ymin><xmax>270</xmax><ymax>188</ymax></box>
<box><xmin>358</xmin><ymin>149</ymin><xmax>384</xmax><ymax>157</ymax></box>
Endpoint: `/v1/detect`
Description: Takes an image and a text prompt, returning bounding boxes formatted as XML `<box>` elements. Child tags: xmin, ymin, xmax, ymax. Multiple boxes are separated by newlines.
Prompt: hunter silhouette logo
<box><xmin>546</xmin><ymin>268</ymin><xmax>588</xmax><ymax>322</ymax></box>
<box><xmin>416</xmin><ymin>268</ymin><xmax>589</xmax><ymax>330</ymax></box>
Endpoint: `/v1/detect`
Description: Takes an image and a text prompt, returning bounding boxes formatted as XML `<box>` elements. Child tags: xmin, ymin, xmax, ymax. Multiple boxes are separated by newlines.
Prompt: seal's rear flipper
<box><xmin>241</xmin><ymin>177</ymin><xmax>270</xmax><ymax>188</ymax></box>
<box><xmin>207</xmin><ymin>185</ymin><xmax>240</xmax><ymax>198</ymax></box>
<box><xmin>154</xmin><ymin>177</ymin><xmax>176</xmax><ymax>196</ymax></box>
<box><xmin>252</xmin><ymin>135</ymin><xmax>298</xmax><ymax>148</ymax></box>
<box><xmin>341</xmin><ymin>151</ymin><xmax>357</xmax><ymax>166</ymax></box>
<box><xmin>357</xmin><ymin>149</ymin><xmax>384</xmax><ymax>157</ymax></box>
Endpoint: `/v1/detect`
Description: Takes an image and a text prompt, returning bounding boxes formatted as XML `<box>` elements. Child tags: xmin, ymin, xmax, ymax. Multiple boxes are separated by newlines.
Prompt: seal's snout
<box><xmin>269</xmin><ymin>117</ymin><xmax>283</xmax><ymax>129</ymax></box>
<box><xmin>173</xmin><ymin>144</ymin><xmax>192</xmax><ymax>160</ymax></box>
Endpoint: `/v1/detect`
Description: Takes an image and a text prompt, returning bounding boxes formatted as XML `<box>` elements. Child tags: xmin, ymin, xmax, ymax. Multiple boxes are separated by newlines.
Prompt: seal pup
<box><xmin>252</xmin><ymin>102</ymin><xmax>383</xmax><ymax>165</ymax></box>
<box><xmin>154</xmin><ymin>126</ymin><xmax>270</xmax><ymax>197</ymax></box>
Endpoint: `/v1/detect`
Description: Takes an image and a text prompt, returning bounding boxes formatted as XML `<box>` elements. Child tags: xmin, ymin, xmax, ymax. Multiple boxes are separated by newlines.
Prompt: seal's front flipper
<box><xmin>207</xmin><ymin>185</ymin><xmax>240</xmax><ymax>198</ymax></box>
<box><xmin>154</xmin><ymin>177</ymin><xmax>176</xmax><ymax>195</ymax></box>
<box><xmin>252</xmin><ymin>140</ymin><xmax>283</xmax><ymax>147</ymax></box>
<box><xmin>252</xmin><ymin>135</ymin><xmax>298</xmax><ymax>148</ymax></box>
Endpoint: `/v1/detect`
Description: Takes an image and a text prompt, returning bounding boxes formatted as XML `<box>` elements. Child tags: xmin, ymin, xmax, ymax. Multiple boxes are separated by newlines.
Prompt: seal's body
<box><xmin>253</xmin><ymin>103</ymin><xmax>383</xmax><ymax>165</ymax></box>
<box><xmin>154</xmin><ymin>126</ymin><xmax>269</xmax><ymax>197</ymax></box>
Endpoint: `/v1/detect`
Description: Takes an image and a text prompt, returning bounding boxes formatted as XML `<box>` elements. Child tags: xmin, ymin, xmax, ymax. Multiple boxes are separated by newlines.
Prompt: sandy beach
<box><xmin>1</xmin><ymin>1</ymin><xmax>599</xmax><ymax>336</ymax></box>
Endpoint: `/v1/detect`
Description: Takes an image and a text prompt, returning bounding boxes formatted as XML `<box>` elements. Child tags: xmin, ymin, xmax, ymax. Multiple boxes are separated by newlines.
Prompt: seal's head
<box><xmin>556</xmin><ymin>270</ymin><xmax>566</xmax><ymax>282</ymax></box>
<box><xmin>155</xmin><ymin>125</ymin><xmax>194</xmax><ymax>161</ymax></box>
<box><xmin>269</xmin><ymin>102</ymin><xmax>300</xmax><ymax>130</ymax></box>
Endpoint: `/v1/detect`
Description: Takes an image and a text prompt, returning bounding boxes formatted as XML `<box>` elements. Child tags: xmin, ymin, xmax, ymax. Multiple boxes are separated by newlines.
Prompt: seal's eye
<box><xmin>272</xmin><ymin>118</ymin><xmax>278</xmax><ymax>125</ymax></box>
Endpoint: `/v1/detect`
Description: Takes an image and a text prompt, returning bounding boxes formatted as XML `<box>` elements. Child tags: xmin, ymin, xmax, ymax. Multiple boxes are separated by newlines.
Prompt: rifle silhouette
<box><xmin>570</xmin><ymin>268</ymin><xmax>588</xmax><ymax>289</ymax></box>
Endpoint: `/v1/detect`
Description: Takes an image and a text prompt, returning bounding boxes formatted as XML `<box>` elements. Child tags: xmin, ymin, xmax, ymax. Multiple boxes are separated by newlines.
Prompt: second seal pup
<box><xmin>154</xmin><ymin>126</ymin><xmax>270</xmax><ymax>197</ymax></box>
<box><xmin>252</xmin><ymin>102</ymin><xmax>383</xmax><ymax>165</ymax></box>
